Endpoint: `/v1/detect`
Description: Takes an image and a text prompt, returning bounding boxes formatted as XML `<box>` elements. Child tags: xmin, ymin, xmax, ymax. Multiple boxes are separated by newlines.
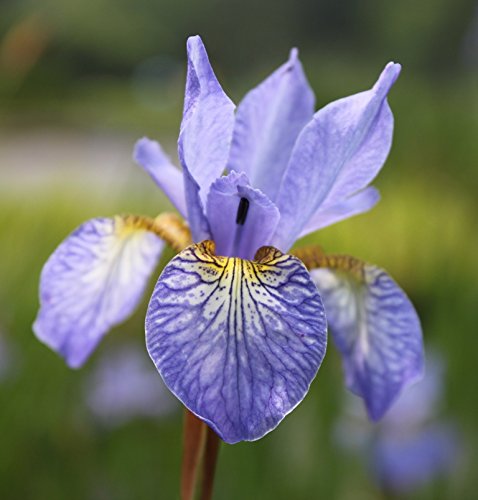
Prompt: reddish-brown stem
<box><xmin>181</xmin><ymin>410</ymin><xmax>207</xmax><ymax>500</ymax></box>
<box><xmin>200</xmin><ymin>427</ymin><xmax>221</xmax><ymax>500</ymax></box>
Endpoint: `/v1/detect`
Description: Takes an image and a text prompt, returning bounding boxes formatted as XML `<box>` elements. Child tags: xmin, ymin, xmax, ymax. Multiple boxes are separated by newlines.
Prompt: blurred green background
<box><xmin>0</xmin><ymin>0</ymin><xmax>477</xmax><ymax>498</ymax></box>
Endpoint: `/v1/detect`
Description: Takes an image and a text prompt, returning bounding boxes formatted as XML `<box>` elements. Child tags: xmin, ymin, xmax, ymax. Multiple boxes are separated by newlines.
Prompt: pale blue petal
<box><xmin>178</xmin><ymin>35</ymin><xmax>235</xmax><ymax>207</ymax></box>
<box><xmin>310</xmin><ymin>262</ymin><xmax>424</xmax><ymax>420</ymax></box>
<box><xmin>273</xmin><ymin>63</ymin><xmax>401</xmax><ymax>251</ymax></box>
<box><xmin>183</xmin><ymin>165</ymin><xmax>212</xmax><ymax>242</ymax></box>
<box><xmin>146</xmin><ymin>242</ymin><xmax>327</xmax><ymax>443</ymax></box>
<box><xmin>133</xmin><ymin>137</ymin><xmax>187</xmax><ymax>217</ymax></box>
<box><xmin>228</xmin><ymin>49</ymin><xmax>315</xmax><ymax>201</ymax></box>
<box><xmin>299</xmin><ymin>187</ymin><xmax>380</xmax><ymax>237</ymax></box>
<box><xmin>206</xmin><ymin>171</ymin><xmax>280</xmax><ymax>259</ymax></box>
<box><xmin>33</xmin><ymin>217</ymin><xmax>164</xmax><ymax>368</ymax></box>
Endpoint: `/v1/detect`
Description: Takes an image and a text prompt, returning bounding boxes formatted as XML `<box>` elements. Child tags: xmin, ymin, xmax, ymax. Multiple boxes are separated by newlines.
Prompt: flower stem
<box><xmin>181</xmin><ymin>410</ymin><xmax>207</xmax><ymax>500</ymax></box>
<box><xmin>180</xmin><ymin>410</ymin><xmax>222</xmax><ymax>500</ymax></box>
<box><xmin>200</xmin><ymin>427</ymin><xmax>221</xmax><ymax>500</ymax></box>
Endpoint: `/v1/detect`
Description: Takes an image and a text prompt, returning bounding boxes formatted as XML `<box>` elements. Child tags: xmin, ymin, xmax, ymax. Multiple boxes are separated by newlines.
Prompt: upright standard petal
<box><xmin>299</xmin><ymin>187</ymin><xmax>380</xmax><ymax>237</ymax></box>
<box><xmin>34</xmin><ymin>216</ymin><xmax>165</xmax><ymax>368</ymax></box>
<box><xmin>133</xmin><ymin>138</ymin><xmax>187</xmax><ymax>217</ymax></box>
<box><xmin>183</xmin><ymin>166</ymin><xmax>212</xmax><ymax>242</ymax></box>
<box><xmin>307</xmin><ymin>255</ymin><xmax>423</xmax><ymax>420</ymax></box>
<box><xmin>273</xmin><ymin>63</ymin><xmax>401</xmax><ymax>251</ymax></box>
<box><xmin>206</xmin><ymin>171</ymin><xmax>280</xmax><ymax>259</ymax></box>
<box><xmin>146</xmin><ymin>241</ymin><xmax>327</xmax><ymax>443</ymax></box>
<box><xmin>178</xmin><ymin>36</ymin><xmax>235</xmax><ymax>207</ymax></box>
<box><xmin>228</xmin><ymin>49</ymin><xmax>315</xmax><ymax>201</ymax></box>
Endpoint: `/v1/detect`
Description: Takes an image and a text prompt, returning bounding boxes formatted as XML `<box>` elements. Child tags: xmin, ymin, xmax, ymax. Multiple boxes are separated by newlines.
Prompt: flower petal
<box><xmin>381</xmin><ymin>354</ymin><xmax>443</xmax><ymax>429</ymax></box>
<box><xmin>273</xmin><ymin>63</ymin><xmax>401</xmax><ymax>251</ymax></box>
<box><xmin>183</xmin><ymin>166</ymin><xmax>212</xmax><ymax>242</ymax></box>
<box><xmin>228</xmin><ymin>49</ymin><xmax>315</xmax><ymax>201</ymax></box>
<box><xmin>178</xmin><ymin>35</ymin><xmax>235</xmax><ymax>206</ymax></box>
<box><xmin>33</xmin><ymin>216</ymin><xmax>165</xmax><ymax>368</ymax></box>
<box><xmin>309</xmin><ymin>259</ymin><xmax>423</xmax><ymax>420</ymax></box>
<box><xmin>206</xmin><ymin>171</ymin><xmax>280</xmax><ymax>259</ymax></box>
<box><xmin>299</xmin><ymin>187</ymin><xmax>380</xmax><ymax>237</ymax></box>
<box><xmin>146</xmin><ymin>241</ymin><xmax>327</xmax><ymax>443</ymax></box>
<box><xmin>133</xmin><ymin>137</ymin><xmax>187</xmax><ymax>217</ymax></box>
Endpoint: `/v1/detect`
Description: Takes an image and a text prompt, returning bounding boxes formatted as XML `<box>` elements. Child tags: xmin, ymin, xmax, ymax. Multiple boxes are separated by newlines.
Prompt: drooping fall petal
<box><xmin>146</xmin><ymin>241</ymin><xmax>327</xmax><ymax>443</ymax></box>
<box><xmin>309</xmin><ymin>259</ymin><xmax>423</xmax><ymax>420</ymax></box>
<box><xmin>34</xmin><ymin>216</ymin><xmax>164</xmax><ymax>368</ymax></box>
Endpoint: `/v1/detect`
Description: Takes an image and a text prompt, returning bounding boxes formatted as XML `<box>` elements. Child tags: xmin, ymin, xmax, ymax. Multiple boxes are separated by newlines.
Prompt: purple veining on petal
<box><xmin>33</xmin><ymin>217</ymin><xmax>164</xmax><ymax>368</ymax></box>
<box><xmin>178</xmin><ymin>35</ymin><xmax>235</xmax><ymax>208</ymax></box>
<box><xmin>206</xmin><ymin>171</ymin><xmax>280</xmax><ymax>259</ymax></box>
<box><xmin>133</xmin><ymin>137</ymin><xmax>187</xmax><ymax>217</ymax></box>
<box><xmin>146</xmin><ymin>242</ymin><xmax>327</xmax><ymax>443</ymax></box>
<box><xmin>310</xmin><ymin>263</ymin><xmax>423</xmax><ymax>420</ymax></box>
<box><xmin>272</xmin><ymin>62</ymin><xmax>401</xmax><ymax>251</ymax></box>
<box><xmin>228</xmin><ymin>48</ymin><xmax>315</xmax><ymax>202</ymax></box>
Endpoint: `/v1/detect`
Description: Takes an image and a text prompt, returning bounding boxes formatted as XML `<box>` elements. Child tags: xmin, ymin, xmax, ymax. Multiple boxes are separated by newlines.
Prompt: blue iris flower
<box><xmin>34</xmin><ymin>35</ymin><xmax>424</xmax><ymax>444</ymax></box>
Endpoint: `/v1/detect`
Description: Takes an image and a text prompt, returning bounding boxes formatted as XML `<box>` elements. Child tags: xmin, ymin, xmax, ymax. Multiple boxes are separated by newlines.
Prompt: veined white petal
<box><xmin>146</xmin><ymin>242</ymin><xmax>327</xmax><ymax>443</ymax></box>
<box><xmin>34</xmin><ymin>216</ymin><xmax>165</xmax><ymax>368</ymax></box>
<box><xmin>310</xmin><ymin>262</ymin><xmax>423</xmax><ymax>420</ymax></box>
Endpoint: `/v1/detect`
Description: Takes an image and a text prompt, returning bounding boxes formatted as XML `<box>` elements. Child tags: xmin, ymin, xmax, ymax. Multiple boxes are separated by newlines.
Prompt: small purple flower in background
<box><xmin>85</xmin><ymin>342</ymin><xmax>178</xmax><ymax>427</ymax></box>
<box><xmin>336</xmin><ymin>355</ymin><xmax>460</xmax><ymax>494</ymax></box>
<box><xmin>33</xmin><ymin>35</ymin><xmax>424</xmax><ymax>444</ymax></box>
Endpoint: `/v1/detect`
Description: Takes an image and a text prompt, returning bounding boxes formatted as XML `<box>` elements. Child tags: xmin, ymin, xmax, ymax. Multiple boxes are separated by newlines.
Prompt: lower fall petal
<box><xmin>33</xmin><ymin>216</ymin><xmax>165</xmax><ymax>368</ymax></box>
<box><xmin>146</xmin><ymin>241</ymin><xmax>327</xmax><ymax>443</ymax></box>
<box><xmin>306</xmin><ymin>255</ymin><xmax>424</xmax><ymax>421</ymax></box>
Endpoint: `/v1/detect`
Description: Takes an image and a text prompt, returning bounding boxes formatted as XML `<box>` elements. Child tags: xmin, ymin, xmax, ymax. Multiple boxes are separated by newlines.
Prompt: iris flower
<box><xmin>34</xmin><ymin>36</ymin><xmax>424</xmax><ymax>444</ymax></box>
